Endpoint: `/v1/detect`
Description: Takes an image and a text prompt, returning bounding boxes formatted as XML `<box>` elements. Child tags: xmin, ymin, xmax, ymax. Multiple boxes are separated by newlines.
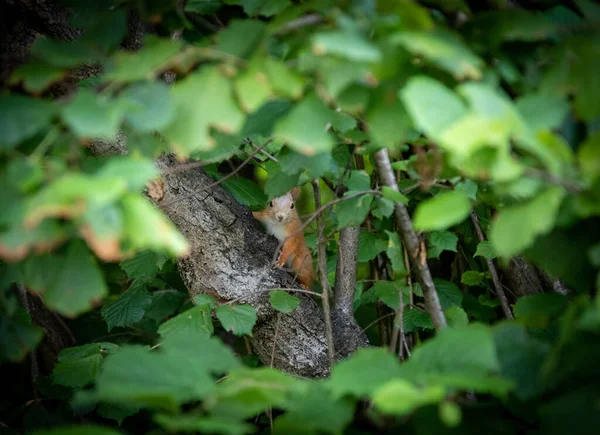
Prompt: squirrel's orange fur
<box><xmin>252</xmin><ymin>187</ymin><xmax>315</xmax><ymax>289</ymax></box>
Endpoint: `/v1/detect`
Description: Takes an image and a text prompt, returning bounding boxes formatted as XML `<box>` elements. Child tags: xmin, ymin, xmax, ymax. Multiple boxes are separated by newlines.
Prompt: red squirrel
<box><xmin>252</xmin><ymin>187</ymin><xmax>315</xmax><ymax>289</ymax></box>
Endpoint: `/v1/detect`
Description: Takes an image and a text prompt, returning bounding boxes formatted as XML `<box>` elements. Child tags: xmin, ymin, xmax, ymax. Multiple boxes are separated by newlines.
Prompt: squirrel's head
<box><xmin>267</xmin><ymin>186</ymin><xmax>301</xmax><ymax>223</ymax></box>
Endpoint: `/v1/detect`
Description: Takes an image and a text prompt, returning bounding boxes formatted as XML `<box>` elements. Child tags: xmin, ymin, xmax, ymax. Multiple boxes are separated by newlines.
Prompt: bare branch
<box><xmin>470</xmin><ymin>210</ymin><xmax>514</xmax><ymax>320</ymax></box>
<box><xmin>373</xmin><ymin>148</ymin><xmax>447</xmax><ymax>329</ymax></box>
<box><xmin>275</xmin><ymin>14</ymin><xmax>324</xmax><ymax>35</ymax></box>
<box><xmin>313</xmin><ymin>180</ymin><xmax>336</xmax><ymax>367</ymax></box>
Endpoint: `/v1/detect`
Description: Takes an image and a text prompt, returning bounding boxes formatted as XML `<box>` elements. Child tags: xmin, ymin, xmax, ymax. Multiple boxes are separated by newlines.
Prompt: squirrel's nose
<box><xmin>277</xmin><ymin>214</ymin><xmax>284</xmax><ymax>221</ymax></box>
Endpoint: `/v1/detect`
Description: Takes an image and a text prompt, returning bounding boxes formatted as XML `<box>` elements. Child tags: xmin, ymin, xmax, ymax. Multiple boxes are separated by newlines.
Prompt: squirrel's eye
<box><xmin>290</xmin><ymin>203</ymin><xmax>295</xmax><ymax>209</ymax></box>
<box><xmin>269</xmin><ymin>201</ymin><xmax>273</xmax><ymax>207</ymax></box>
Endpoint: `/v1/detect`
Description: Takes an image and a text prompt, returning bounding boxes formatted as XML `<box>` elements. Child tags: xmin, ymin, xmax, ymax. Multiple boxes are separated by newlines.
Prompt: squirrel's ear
<box><xmin>290</xmin><ymin>186</ymin><xmax>301</xmax><ymax>200</ymax></box>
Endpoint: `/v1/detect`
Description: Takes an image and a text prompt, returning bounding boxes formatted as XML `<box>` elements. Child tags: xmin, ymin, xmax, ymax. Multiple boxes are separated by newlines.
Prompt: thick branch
<box><xmin>333</xmin><ymin>227</ymin><xmax>360</xmax><ymax>314</ymax></box>
<box><xmin>373</xmin><ymin>148</ymin><xmax>447</xmax><ymax>329</ymax></box>
<box><xmin>470</xmin><ymin>211</ymin><xmax>513</xmax><ymax>319</ymax></box>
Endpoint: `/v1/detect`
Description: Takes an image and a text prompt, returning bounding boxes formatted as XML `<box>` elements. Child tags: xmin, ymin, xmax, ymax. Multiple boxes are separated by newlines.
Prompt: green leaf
<box><xmin>366</xmin><ymin>96</ymin><xmax>412</xmax><ymax>148</ymax></box>
<box><xmin>335</xmin><ymin>191</ymin><xmax>374</xmax><ymax>229</ymax></box>
<box><xmin>221</xmin><ymin>178</ymin><xmax>267</xmax><ymax>208</ymax></box>
<box><xmin>101</xmin><ymin>282</ymin><xmax>152</xmax><ymax>332</ymax></box>
<box><xmin>8</xmin><ymin>62</ymin><xmax>65</xmax><ymax>93</ymax></box>
<box><xmin>358</xmin><ymin>230</ymin><xmax>388</xmax><ymax>262</ymax></box>
<box><xmin>145</xmin><ymin>290</ymin><xmax>185</xmax><ymax>323</ymax></box>
<box><xmin>53</xmin><ymin>354</ymin><xmax>102</xmax><ymax>388</ymax></box>
<box><xmin>434</xmin><ymin>279</ymin><xmax>463</xmax><ymax>309</ymax></box>
<box><xmin>386</xmin><ymin>231</ymin><xmax>406</xmax><ymax>274</ymax></box>
<box><xmin>94</xmin><ymin>345</ymin><xmax>214</xmax><ymax>410</ymax></box>
<box><xmin>372</xmin><ymin>380</ymin><xmax>445</xmax><ymax>415</ymax></box>
<box><xmin>44</xmin><ymin>241</ymin><xmax>108</xmax><ymax>317</ymax></box>
<box><xmin>264</xmin><ymin>58</ymin><xmax>305</xmax><ymax>99</ymax></box>
<box><xmin>216</xmin><ymin>304</ymin><xmax>257</xmax><ymax>336</ymax></box>
<box><xmin>445</xmin><ymin>306</ymin><xmax>469</xmax><ymax>328</ymax></box>
<box><xmin>454</xmin><ymin>179</ymin><xmax>478</xmax><ymax>201</ymax></box>
<box><xmin>273</xmin><ymin>95</ymin><xmax>335</xmax><ymax>155</ymax></box>
<box><xmin>96</xmin><ymin>156</ymin><xmax>158</xmax><ymax>191</ymax></box>
<box><xmin>393</xmin><ymin>30</ymin><xmax>483</xmax><ymax>80</ymax></box>
<box><xmin>403</xmin><ymin>308</ymin><xmax>434</xmax><ymax>332</ymax></box>
<box><xmin>490</xmin><ymin>187</ymin><xmax>565</xmax><ymax>257</ymax></box>
<box><xmin>461</xmin><ymin>271</ymin><xmax>484</xmax><ymax>286</ymax></box>
<box><xmin>312</xmin><ymin>31</ymin><xmax>382</xmax><ymax>63</ymax></box>
<box><xmin>120</xmin><ymin>250</ymin><xmax>162</xmax><ymax>279</ymax></box>
<box><xmin>474</xmin><ymin>240</ymin><xmax>498</xmax><ymax>259</ymax></box>
<box><xmin>371</xmin><ymin>281</ymin><xmax>402</xmax><ymax>310</ymax></box>
<box><xmin>329</xmin><ymin>348</ymin><xmax>402</xmax><ymax>397</ymax></box>
<box><xmin>158</xmin><ymin>305</ymin><xmax>214</xmax><ymax>339</ymax></box>
<box><xmin>0</xmin><ymin>95</ymin><xmax>55</xmax><ymax>150</ymax></box>
<box><xmin>97</xmin><ymin>403</ymin><xmax>140</xmax><ymax>425</ymax></box>
<box><xmin>493</xmin><ymin>323</ymin><xmax>550</xmax><ymax>401</ymax></box>
<box><xmin>278</xmin><ymin>149</ymin><xmax>336</xmax><ymax>179</ymax></box>
<box><xmin>516</xmin><ymin>93</ymin><xmax>569</xmax><ymax>131</ymax></box>
<box><xmin>61</xmin><ymin>89</ymin><xmax>125</xmax><ymax>139</ymax></box>
<box><xmin>274</xmin><ymin>383</ymin><xmax>354</xmax><ymax>434</ymax></box>
<box><xmin>372</xmin><ymin>197</ymin><xmax>394</xmax><ymax>220</ymax></box>
<box><xmin>427</xmin><ymin>231</ymin><xmax>458</xmax><ymax>259</ymax></box>
<box><xmin>218</xmin><ymin>19</ymin><xmax>266</xmax><ymax>59</ymax></box>
<box><xmin>234</xmin><ymin>65</ymin><xmax>273</xmax><ymax>113</ymax></box>
<box><xmin>513</xmin><ymin>294</ymin><xmax>568</xmax><ymax>328</ymax></box>
<box><xmin>413</xmin><ymin>190</ymin><xmax>471</xmax><ymax>231</ymax></box>
<box><xmin>343</xmin><ymin>170</ymin><xmax>371</xmax><ymax>191</ymax></box>
<box><xmin>578</xmin><ymin>132</ymin><xmax>600</xmax><ymax>184</ymax></box>
<box><xmin>0</xmin><ymin>305</ymin><xmax>44</xmax><ymax>363</ymax></box>
<box><xmin>121</xmin><ymin>82</ymin><xmax>175</xmax><ymax>132</ymax></box>
<box><xmin>120</xmin><ymin>193</ymin><xmax>189</xmax><ymax>256</ymax></box>
<box><xmin>185</xmin><ymin>0</ymin><xmax>222</xmax><ymax>14</ymax></box>
<box><xmin>381</xmin><ymin>186</ymin><xmax>409</xmax><ymax>204</ymax></box>
<box><xmin>105</xmin><ymin>35</ymin><xmax>183</xmax><ymax>83</ymax></box>
<box><xmin>161</xmin><ymin>67</ymin><xmax>244</xmax><ymax>156</ymax></box>
<box><xmin>400</xmin><ymin>76</ymin><xmax>467</xmax><ymax>138</ymax></box>
<box><xmin>270</xmin><ymin>291</ymin><xmax>300</xmax><ymax>313</ymax></box>
<box><xmin>439</xmin><ymin>401</ymin><xmax>462</xmax><ymax>427</ymax></box>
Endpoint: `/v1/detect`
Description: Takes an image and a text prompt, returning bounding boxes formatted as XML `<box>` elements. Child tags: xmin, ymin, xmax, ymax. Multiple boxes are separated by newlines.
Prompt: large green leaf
<box><xmin>372</xmin><ymin>379</ymin><xmax>445</xmax><ymax>416</ymax></box>
<box><xmin>0</xmin><ymin>95</ymin><xmax>55</xmax><ymax>150</ymax></box>
<box><xmin>120</xmin><ymin>193</ymin><xmax>189</xmax><ymax>256</ymax></box>
<box><xmin>400</xmin><ymin>76</ymin><xmax>467</xmax><ymax>138</ymax></box>
<box><xmin>366</xmin><ymin>95</ymin><xmax>412</xmax><ymax>149</ymax></box>
<box><xmin>490</xmin><ymin>187</ymin><xmax>565</xmax><ymax>257</ymax></box>
<box><xmin>121</xmin><ymin>82</ymin><xmax>176</xmax><ymax>132</ymax></box>
<box><xmin>335</xmin><ymin>191</ymin><xmax>374</xmax><ymax>229</ymax></box>
<box><xmin>312</xmin><ymin>31</ymin><xmax>382</xmax><ymax>63</ymax></box>
<box><xmin>413</xmin><ymin>190</ymin><xmax>471</xmax><ymax>231</ymax></box>
<box><xmin>96</xmin><ymin>156</ymin><xmax>158</xmax><ymax>191</ymax></box>
<box><xmin>158</xmin><ymin>304</ymin><xmax>214</xmax><ymax>339</ymax></box>
<box><xmin>105</xmin><ymin>35</ymin><xmax>183</xmax><ymax>82</ymax></box>
<box><xmin>386</xmin><ymin>231</ymin><xmax>406</xmax><ymax>274</ymax></box>
<box><xmin>161</xmin><ymin>67</ymin><xmax>244</xmax><ymax>156</ymax></box>
<box><xmin>393</xmin><ymin>30</ymin><xmax>483</xmax><ymax>80</ymax></box>
<box><xmin>216</xmin><ymin>304</ymin><xmax>257</xmax><ymax>336</ymax></box>
<box><xmin>44</xmin><ymin>241</ymin><xmax>108</xmax><ymax>317</ymax></box>
<box><xmin>0</xmin><ymin>305</ymin><xmax>44</xmax><ymax>363</ymax></box>
<box><xmin>273</xmin><ymin>95</ymin><xmax>335</xmax><ymax>155</ymax></box>
<box><xmin>427</xmin><ymin>231</ymin><xmax>458</xmax><ymax>259</ymax></box>
<box><xmin>329</xmin><ymin>348</ymin><xmax>402</xmax><ymax>397</ymax></box>
<box><xmin>221</xmin><ymin>178</ymin><xmax>267</xmax><ymax>208</ymax></box>
<box><xmin>119</xmin><ymin>250</ymin><xmax>164</xmax><ymax>279</ymax></box>
<box><xmin>357</xmin><ymin>230</ymin><xmax>387</xmax><ymax>263</ymax></box>
<box><xmin>474</xmin><ymin>241</ymin><xmax>498</xmax><ymax>259</ymax></box>
<box><xmin>218</xmin><ymin>19</ymin><xmax>266</xmax><ymax>59</ymax></box>
<box><xmin>101</xmin><ymin>281</ymin><xmax>153</xmax><ymax>332</ymax></box>
<box><xmin>61</xmin><ymin>89</ymin><xmax>125</xmax><ymax>139</ymax></box>
<box><xmin>52</xmin><ymin>343</ymin><xmax>119</xmax><ymax>388</ymax></box>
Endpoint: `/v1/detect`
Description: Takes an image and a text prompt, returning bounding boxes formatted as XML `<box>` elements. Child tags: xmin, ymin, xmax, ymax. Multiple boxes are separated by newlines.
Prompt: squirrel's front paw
<box><xmin>274</xmin><ymin>259</ymin><xmax>285</xmax><ymax>269</ymax></box>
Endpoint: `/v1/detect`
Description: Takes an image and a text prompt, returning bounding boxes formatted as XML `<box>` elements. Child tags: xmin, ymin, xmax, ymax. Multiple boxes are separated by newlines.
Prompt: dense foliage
<box><xmin>1</xmin><ymin>0</ymin><xmax>600</xmax><ymax>434</ymax></box>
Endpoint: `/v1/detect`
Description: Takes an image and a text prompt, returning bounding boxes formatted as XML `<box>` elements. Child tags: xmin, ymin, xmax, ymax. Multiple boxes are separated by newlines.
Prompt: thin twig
<box><xmin>275</xmin><ymin>14</ymin><xmax>324</xmax><ymax>35</ymax></box>
<box><xmin>523</xmin><ymin>167</ymin><xmax>584</xmax><ymax>194</ymax></box>
<box><xmin>158</xmin><ymin>139</ymin><xmax>273</xmax><ymax>209</ymax></box>
<box><xmin>245</xmin><ymin>138</ymin><xmax>279</xmax><ymax>162</ymax></box>
<box><xmin>160</xmin><ymin>160</ymin><xmax>209</xmax><ymax>175</ymax></box>
<box><xmin>470</xmin><ymin>210</ymin><xmax>513</xmax><ymax>320</ymax></box>
<box><xmin>373</xmin><ymin>148</ymin><xmax>447</xmax><ymax>329</ymax></box>
<box><xmin>313</xmin><ymin>180</ymin><xmax>336</xmax><ymax>368</ymax></box>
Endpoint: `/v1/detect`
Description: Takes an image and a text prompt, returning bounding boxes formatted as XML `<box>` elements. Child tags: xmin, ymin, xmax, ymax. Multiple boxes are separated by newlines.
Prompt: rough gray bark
<box><xmin>155</xmin><ymin>156</ymin><xmax>355</xmax><ymax>377</ymax></box>
<box><xmin>332</xmin><ymin>226</ymin><xmax>370</xmax><ymax>354</ymax></box>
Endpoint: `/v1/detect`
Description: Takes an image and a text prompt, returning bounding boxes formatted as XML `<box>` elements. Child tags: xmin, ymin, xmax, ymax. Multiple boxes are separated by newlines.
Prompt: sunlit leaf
<box><xmin>413</xmin><ymin>191</ymin><xmax>471</xmax><ymax>231</ymax></box>
<box><xmin>270</xmin><ymin>291</ymin><xmax>301</xmax><ymax>313</ymax></box>
<box><xmin>216</xmin><ymin>304</ymin><xmax>257</xmax><ymax>336</ymax></box>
